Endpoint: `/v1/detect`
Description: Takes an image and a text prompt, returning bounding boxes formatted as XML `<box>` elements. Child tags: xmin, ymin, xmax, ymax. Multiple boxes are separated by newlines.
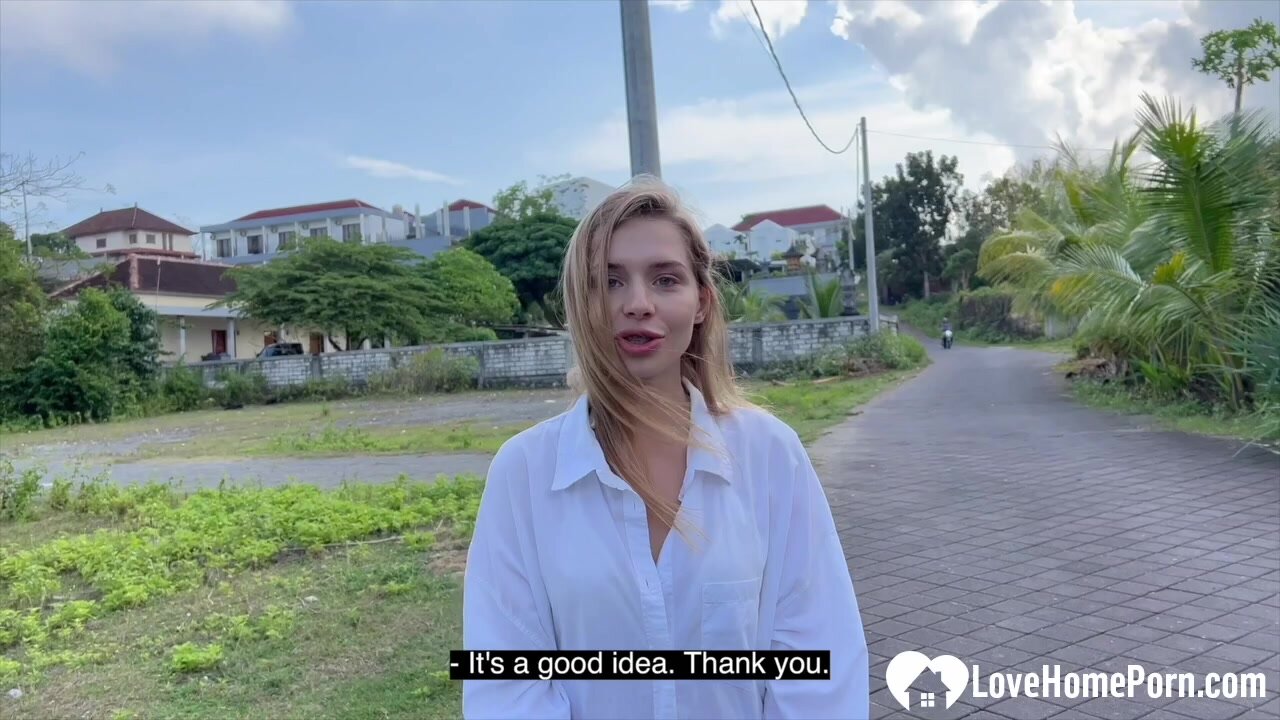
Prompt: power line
<box><xmin>746</xmin><ymin>0</ymin><xmax>858</xmax><ymax>155</ymax></box>
<box><xmin>865</xmin><ymin>128</ymin><xmax>1115</xmax><ymax>153</ymax></box>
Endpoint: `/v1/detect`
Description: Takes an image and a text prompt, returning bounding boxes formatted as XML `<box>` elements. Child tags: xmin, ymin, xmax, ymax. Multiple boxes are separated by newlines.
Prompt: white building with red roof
<box><xmin>731</xmin><ymin>204</ymin><xmax>847</xmax><ymax>263</ymax></box>
<box><xmin>62</xmin><ymin>205</ymin><xmax>198</xmax><ymax>259</ymax></box>
<box><xmin>199</xmin><ymin>198</ymin><xmax>412</xmax><ymax>264</ymax></box>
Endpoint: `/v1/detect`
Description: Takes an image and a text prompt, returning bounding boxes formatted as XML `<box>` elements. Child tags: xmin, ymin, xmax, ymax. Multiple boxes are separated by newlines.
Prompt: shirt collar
<box><xmin>551</xmin><ymin>378</ymin><xmax>733</xmax><ymax>492</ymax></box>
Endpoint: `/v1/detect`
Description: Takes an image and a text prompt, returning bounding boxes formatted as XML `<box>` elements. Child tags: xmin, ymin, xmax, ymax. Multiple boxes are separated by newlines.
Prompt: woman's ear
<box><xmin>694</xmin><ymin>284</ymin><xmax>711</xmax><ymax>324</ymax></box>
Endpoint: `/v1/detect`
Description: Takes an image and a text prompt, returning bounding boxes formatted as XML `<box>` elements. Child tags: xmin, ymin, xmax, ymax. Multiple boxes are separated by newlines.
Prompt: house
<box><xmin>541</xmin><ymin>176</ymin><xmax>616</xmax><ymax>220</ymax></box>
<box><xmin>703</xmin><ymin>223</ymin><xmax>749</xmax><ymax>259</ymax></box>
<box><xmin>419</xmin><ymin>199</ymin><xmax>497</xmax><ymax>239</ymax></box>
<box><xmin>744</xmin><ymin>219</ymin><xmax>799</xmax><ymax>261</ymax></box>
<box><xmin>199</xmin><ymin>199</ymin><xmax>411</xmax><ymax>265</ymax></box>
<box><xmin>732</xmin><ymin>204</ymin><xmax>847</xmax><ymax>264</ymax></box>
<box><xmin>61</xmin><ymin>205</ymin><xmax>198</xmax><ymax>259</ymax></box>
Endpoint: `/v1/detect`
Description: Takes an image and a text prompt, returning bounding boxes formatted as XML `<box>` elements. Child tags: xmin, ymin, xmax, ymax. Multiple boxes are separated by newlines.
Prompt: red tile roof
<box><xmin>235</xmin><ymin>199</ymin><xmax>381</xmax><ymax>222</ymax></box>
<box><xmin>731</xmin><ymin>205</ymin><xmax>845</xmax><ymax>232</ymax></box>
<box><xmin>62</xmin><ymin>207</ymin><xmax>195</xmax><ymax>238</ymax></box>
<box><xmin>51</xmin><ymin>256</ymin><xmax>236</xmax><ymax>299</ymax></box>
<box><xmin>449</xmin><ymin>199</ymin><xmax>495</xmax><ymax>212</ymax></box>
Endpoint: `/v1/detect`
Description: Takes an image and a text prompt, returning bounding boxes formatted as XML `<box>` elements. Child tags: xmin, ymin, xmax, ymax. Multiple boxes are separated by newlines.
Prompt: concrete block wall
<box><xmin>179</xmin><ymin>316</ymin><xmax>898</xmax><ymax>391</ymax></box>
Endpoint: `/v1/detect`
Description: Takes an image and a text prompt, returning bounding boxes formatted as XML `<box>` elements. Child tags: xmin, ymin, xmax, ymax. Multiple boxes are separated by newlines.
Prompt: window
<box><xmin>129</xmin><ymin>233</ymin><xmax>138</xmax><ymax>245</ymax></box>
<box><xmin>217</xmin><ymin>237</ymin><xmax>232</xmax><ymax>258</ymax></box>
<box><xmin>309</xmin><ymin>227</ymin><xmax>326</xmax><ymax>239</ymax></box>
<box><xmin>146</xmin><ymin>233</ymin><xmax>156</xmax><ymax>244</ymax></box>
<box><xmin>247</xmin><ymin>235</ymin><xmax>263</xmax><ymax>254</ymax></box>
<box><xmin>277</xmin><ymin>230</ymin><xmax>297</xmax><ymax>251</ymax></box>
<box><xmin>96</xmin><ymin>237</ymin><xmax>106</xmax><ymax>248</ymax></box>
<box><xmin>342</xmin><ymin>224</ymin><xmax>361</xmax><ymax>243</ymax></box>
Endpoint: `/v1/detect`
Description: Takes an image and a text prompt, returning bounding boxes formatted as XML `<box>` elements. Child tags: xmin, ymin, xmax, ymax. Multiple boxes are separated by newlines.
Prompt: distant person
<box><xmin>941</xmin><ymin>316</ymin><xmax>952</xmax><ymax>334</ymax></box>
<box><xmin>463</xmin><ymin>178</ymin><xmax>869</xmax><ymax>719</ymax></box>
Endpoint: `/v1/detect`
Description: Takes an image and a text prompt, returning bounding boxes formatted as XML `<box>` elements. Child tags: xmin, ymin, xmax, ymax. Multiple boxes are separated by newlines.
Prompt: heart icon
<box><xmin>886</xmin><ymin>650</ymin><xmax>969</xmax><ymax>710</ymax></box>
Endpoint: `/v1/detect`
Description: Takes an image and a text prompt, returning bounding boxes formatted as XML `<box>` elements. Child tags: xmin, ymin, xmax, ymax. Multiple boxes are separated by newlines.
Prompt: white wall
<box><xmin>704</xmin><ymin>224</ymin><xmax>747</xmax><ymax>258</ymax></box>
<box><xmin>75</xmin><ymin>230</ymin><xmax>129</xmax><ymax>253</ymax></box>
<box><xmin>548</xmin><ymin>177</ymin><xmax>614</xmax><ymax>219</ymax></box>
<box><xmin>749</xmin><ymin>221</ymin><xmax>798</xmax><ymax>260</ymax></box>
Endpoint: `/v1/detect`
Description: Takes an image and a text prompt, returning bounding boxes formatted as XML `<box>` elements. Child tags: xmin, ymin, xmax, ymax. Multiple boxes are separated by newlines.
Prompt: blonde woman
<box><xmin>463</xmin><ymin>178</ymin><xmax>869</xmax><ymax>719</ymax></box>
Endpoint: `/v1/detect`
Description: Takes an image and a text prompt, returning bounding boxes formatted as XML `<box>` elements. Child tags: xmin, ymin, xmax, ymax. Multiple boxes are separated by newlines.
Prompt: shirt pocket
<box><xmin>701</xmin><ymin>577</ymin><xmax>762</xmax><ymax>650</ymax></box>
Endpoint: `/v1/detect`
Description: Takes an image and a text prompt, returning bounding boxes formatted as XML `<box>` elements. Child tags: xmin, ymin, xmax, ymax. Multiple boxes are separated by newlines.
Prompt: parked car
<box><xmin>257</xmin><ymin>343</ymin><xmax>304</xmax><ymax>358</ymax></box>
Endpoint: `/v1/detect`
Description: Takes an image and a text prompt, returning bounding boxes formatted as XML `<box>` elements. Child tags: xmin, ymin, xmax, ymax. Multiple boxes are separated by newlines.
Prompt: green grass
<box><xmin>251</xmin><ymin>422</ymin><xmax>530</xmax><ymax>457</ymax></box>
<box><xmin>1071</xmin><ymin>380</ymin><xmax>1279</xmax><ymax>447</ymax></box>
<box><xmin>746</xmin><ymin>370</ymin><xmax>919</xmax><ymax>444</ymax></box>
<box><xmin>1</xmin><ymin>474</ymin><xmax>475</xmax><ymax>720</ymax></box>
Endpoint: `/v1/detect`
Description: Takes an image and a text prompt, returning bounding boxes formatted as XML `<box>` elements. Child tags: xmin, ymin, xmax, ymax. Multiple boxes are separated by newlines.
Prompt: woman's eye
<box><xmin>655</xmin><ymin>275</ymin><xmax>678</xmax><ymax>288</ymax></box>
<box><xmin>607</xmin><ymin>277</ymin><xmax>622</xmax><ymax>289</ymax></box>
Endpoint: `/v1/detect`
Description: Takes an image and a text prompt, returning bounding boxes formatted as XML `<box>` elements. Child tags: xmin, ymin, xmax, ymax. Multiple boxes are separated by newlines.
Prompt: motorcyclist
<box><xmin>941</xmin><ymin>317</ymin><xmax>953</xmax><ymax>347</ymax></box>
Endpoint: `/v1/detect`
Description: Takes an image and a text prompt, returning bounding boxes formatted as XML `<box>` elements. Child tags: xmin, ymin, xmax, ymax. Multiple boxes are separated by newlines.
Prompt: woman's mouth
<box><xmin>616</xmin><ymin>332</ymin><xmax>664</xmax><ymax>356</ymax></box>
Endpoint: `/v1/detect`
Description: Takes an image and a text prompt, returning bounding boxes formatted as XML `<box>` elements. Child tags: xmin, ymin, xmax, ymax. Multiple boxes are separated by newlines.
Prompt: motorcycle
<box><xmin>942</xmin><ymin>329</ymin><xmax>953</xmax><ymax>349</ymax></box>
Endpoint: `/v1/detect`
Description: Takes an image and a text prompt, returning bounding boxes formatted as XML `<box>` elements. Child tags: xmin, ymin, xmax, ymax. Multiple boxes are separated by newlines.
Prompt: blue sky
<box><xmin>2</xmin><ymin>0</ymin><xmax>1276</xmax><ymax>239</ymax></box>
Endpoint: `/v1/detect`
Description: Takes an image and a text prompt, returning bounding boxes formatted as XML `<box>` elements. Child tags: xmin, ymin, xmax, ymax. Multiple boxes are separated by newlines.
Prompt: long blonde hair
<box><xmin>560</xmin><ymin>177</ymin><xmax>752</xmax><ymax>535</ymax></box>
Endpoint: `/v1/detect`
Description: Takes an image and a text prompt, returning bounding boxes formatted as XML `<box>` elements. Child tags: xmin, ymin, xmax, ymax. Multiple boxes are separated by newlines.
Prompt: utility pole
<box><xmin>620</xmin><ymin>0</ymin><xmax>661</xmax><ymax>179</ymax></box>
<box><xmin>860</xmin><ymin>116</ymin><xmax>881</xmax><ymax>333</ymax></box>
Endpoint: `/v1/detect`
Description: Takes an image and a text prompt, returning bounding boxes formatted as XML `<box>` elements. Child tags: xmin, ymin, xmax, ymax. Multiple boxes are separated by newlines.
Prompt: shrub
<box><xmin>170</xmin><ymin>642</ymin><xmax>224</xmax><ymax>674</ymax></box>
<box><xmin>273</xmin><ymin>376</ymin><xmax>356</xmax><ymax>403</ymax></box>
<box><xmin>368</xmin><ymin>349</ymin><xmax>478</xmax><ymax>395</ymax></box>
<box><xmin>846</xmin><ymin>332</ymin><xmax>927</xmax><ymax>371</ymax></box>
<box><xmin>159</xmin><ymin>365</ymin><xmax>209</xmax><ymax>412</ymax></box>
<box><xmin>214</xmin><ymin>370</ymin><xmax>269</xmax><ymax>409</ymax></box>
<box><xmin>0</xmin><ymin>460</ymin><xmax>42</xmax><ymax>521</ymax></box>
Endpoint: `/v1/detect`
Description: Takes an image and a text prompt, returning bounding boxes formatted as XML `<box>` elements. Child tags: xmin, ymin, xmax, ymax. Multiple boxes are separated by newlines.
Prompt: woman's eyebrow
<box><xmin>606</xmin><ymin>261</ymin><xmax>689</xmax><ymax>273</ymax></box>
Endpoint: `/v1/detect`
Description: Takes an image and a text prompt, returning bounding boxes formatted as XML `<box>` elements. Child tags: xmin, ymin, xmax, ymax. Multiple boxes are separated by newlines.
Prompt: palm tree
<box><xmin>800</xmin><ymin>271</ymin><xmax>846</xmax><ymax>319</ymax></box>
<box><xmin>718</xmin><ymin>277</ymin><xmax>786</xmax><ymax>323</ymax></box>
<box><xmin>978</xmin><ymin>93</ymin><xmax>1280</xmax><ymax>410</ymax></box>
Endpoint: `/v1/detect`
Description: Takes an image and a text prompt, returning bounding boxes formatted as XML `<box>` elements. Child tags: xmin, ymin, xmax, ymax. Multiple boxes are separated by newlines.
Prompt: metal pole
<box><xmin>860</xmin><ymin>117</ymin><xmax>881</xmax><ymax>333</ymax></box>
<box><xmin>22</xmin><ymin>180</ymin><xmax>31</xmax><ymax>258</ymax></box>
<box><xmin>620</xmin><ymin>0</ymin><xmax>661</xmax><ymax>179</ymax></box>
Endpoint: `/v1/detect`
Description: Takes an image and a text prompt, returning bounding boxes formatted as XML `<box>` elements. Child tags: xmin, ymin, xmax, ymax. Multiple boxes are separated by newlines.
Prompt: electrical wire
<box><xmin>747</xmin><ymin>0</ymin><xmax>858</xmax><ymax>155</ymax></box>
<box><xmin>865</xmin><ymin>128</ymin><xmax>1115</xmax><ymax>153</ymax></box>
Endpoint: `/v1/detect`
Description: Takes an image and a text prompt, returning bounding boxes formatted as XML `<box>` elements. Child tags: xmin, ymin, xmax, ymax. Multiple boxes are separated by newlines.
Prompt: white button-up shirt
<box><xmin>462</xmin><ymin>381</ymin><xmax>869</xmax><ymax>719</ymax></box>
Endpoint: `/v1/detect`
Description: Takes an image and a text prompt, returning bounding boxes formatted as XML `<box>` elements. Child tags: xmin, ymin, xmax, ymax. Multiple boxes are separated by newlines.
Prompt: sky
<box><xmin>1</xmin><ymin>0</ymin><xmax>1277</xmax><ymax>242</ymax></box>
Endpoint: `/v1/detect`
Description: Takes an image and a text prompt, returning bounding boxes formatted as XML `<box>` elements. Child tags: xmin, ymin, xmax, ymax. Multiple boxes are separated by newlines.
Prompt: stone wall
<box><xmin>183</xmin><ymin>315</ymin><xmax>898</xmax><ymax>390</ymax></box>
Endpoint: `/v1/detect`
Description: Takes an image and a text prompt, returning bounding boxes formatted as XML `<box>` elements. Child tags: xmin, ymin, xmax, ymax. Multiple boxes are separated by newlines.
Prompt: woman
<box><xmin>463</xmin><ymin>178</ymin><xmax>869</xmax><ymax>719</ymax></box>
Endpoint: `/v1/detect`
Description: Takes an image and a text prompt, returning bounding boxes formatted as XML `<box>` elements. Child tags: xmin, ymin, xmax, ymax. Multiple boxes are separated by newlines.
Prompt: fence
<box><xmin>180</xmin><ymin>315</ymin><xmax>899</xmax><ymax>390</ymax></box>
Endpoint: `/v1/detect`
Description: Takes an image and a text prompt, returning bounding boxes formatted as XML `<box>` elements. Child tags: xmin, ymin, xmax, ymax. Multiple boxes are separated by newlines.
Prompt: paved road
<box><xmin>810</xmin><ymin>339</ymin><xmax>1280</xmax><ymax>720</ymax></box>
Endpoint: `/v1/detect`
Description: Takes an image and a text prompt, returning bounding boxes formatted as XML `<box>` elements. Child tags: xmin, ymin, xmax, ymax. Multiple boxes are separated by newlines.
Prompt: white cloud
<box><xmin>0</xmin><ymin>0</ymin><xmax>293</xmax><ymax>76</ymax></box>
<box><xmin>826</xmin><ymin>0</ymin><xmax>1279</xmax><ymax>159</ymax></box>
<box><xmin>712</xmin><ymin>0</ymin><xmax>808</xmax><ymax>40</ymax></box>
<box><xmin>550</xmin><ymin>74</ymin><xmax>1017</xmax><ymax>227</ymax></box>
<box><xmin>651</xmin><ymin>0</ymin><xmax>695</xmax><ymax>12</ymax></box>
<box><xmin>342</xmin><ymin>156</ymin><xmax>463</xmax><ymax>186</ymax></box>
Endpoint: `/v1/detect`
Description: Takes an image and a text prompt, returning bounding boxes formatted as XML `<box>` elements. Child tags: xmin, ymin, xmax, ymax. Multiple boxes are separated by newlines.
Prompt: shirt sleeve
<box><xmin>462</xmin><ymin>440</ymin><xmax>572</xmax><ymax>720</ymax></box>
<box><xmin>763</xmin><ymin>442</ymin><xmax>871</xmax><ymax>720</ymax></box>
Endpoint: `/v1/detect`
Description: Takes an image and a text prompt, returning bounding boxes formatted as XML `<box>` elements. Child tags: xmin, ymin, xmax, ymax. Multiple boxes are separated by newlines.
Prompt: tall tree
<box><xmin>29</xmin><ymin>232</ymin><xmax>87</xmax><ymax>258</ymax></box>
<box><xmin>0</xmin><ymin>232</ymin><xmax>46</xmax><ymax>376</ymax></box>
<box><xmin>851</xmin><ymin>151</ymin><xmax>964</xmax><ymax>300</ymax></box>
<box><xmin>1192</xmin><ymin>18</ymin><xmax>1280</xmax><ymax>113</ymax></box>
<box><xmin>464</xmin><ymin>212</ymin><xmax>578</xmax><ymax>313</ymax></box>
<box><xmin>418</xmin><ymin>247</ymin><xmax>520</xmax><ymax>339</ymax></box>
<box><xmin>492</xmin><ymin>174</ymin><xmax>575</xmax><ymax>223</ymax></box>
<box><xmin>220</xmin><ymin>238</ymin><xmax>445</xmax><ymax>350</ymax></box>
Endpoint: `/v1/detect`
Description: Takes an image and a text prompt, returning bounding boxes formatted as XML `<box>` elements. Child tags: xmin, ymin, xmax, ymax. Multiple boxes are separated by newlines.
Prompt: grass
<box><xmin>251</xmin><ymin>422</ymin><xmax>531</xmax><ymax>457</ymax></box>
<box><xmin>746</xmin><ymin>371</ymin><xmax>919</xmax><ymax>444</ymax></box>
<box><xmin>1</xmin><ymin>474</ymin><xmax>476</xmax><ymax>720</ymax></box>
<box><xmin>1070</xmin><ymin>380</ymin><xmax>1279</xmax><ymax>448</ymax></box>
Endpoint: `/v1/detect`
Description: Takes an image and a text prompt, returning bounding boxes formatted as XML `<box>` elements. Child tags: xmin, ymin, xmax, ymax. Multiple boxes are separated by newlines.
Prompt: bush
<box><xmin>159</xmin><ymin>365</ymin><xmax>209</xmax><ymax>412</ymax></box>
<box><xmin>273</xmin><ymin>376</ymin><xmax>356</xmax><ymax>403</ymax></box>
<box><xmin>756</xmin><ymin>332</ymin><xmax>927</xmax><ymax>380</ymax></box>
<box><xmin>846</xmin><ymin>332</ymin><xmax>928</xmax><ymax>371</ymax></box>
<box><xmin>0</xmin><ymin>460</ymin><xmax>42</xmax><ymax>521</ymax></box>
<box><xmin>170</xmin><ymin>642</ymin><xmax>224</xmax><ymax>674</ymax></box>
<box><xmin>214</xmin><ymin>370</ymin><xmax>269</xmax><ymax>410</ymax></box>
<box><xmin>368</xmin><ymin>349</ymin><xmax>478</xmax><ymax>395</ymax></box>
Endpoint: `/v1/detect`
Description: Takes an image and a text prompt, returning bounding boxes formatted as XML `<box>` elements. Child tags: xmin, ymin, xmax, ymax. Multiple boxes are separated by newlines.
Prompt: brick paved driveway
<box><xmin>810</xmin><ymin>341</ymin><xmax>1280</xmax><ymax>720</ymax></box>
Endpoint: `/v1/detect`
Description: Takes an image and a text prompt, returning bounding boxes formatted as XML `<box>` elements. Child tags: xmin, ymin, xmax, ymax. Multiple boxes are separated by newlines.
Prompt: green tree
<box><xmin>852</xmin><ymin>151</ymin><xmax>964</xmax><ymax>301</ymax></box>
<box><xmin>492</xmin><ymin>175</ymin><xmax>572</xmax><ymax>223</ymax></box>
<box><xmin>980</xmin><ymin>94</ymin><xmax>1280</xmax><ymax>412</ymax></box>
<box><xmin>799</xmin><ymin>272</ymin><xmax>846</xmax><ymax>318</ymax></box>
<box><xmin>464</xmin><ymin>212</ymin><xmax>578</xmax><ymax>311</ymax></box>
<box><xmin>1192</xmin><ymin>18</ymin><xmax>1280</xmax><ymax>113</ymax></box>
<box><xmin>418</xmin><ymin>247</ymin><xmax>520</xmax><ymax>339</ymax></box>
<box><xmin>29</xmin><ymin>232</ymin><xmax>86</xmax><ymax>258</ymax></box>
<box><xmin>104</xmin><ymin>288</ymin><xmax>163</xmax><ymax>393</ymax></box>
<box><xmin>0</xmin><ymin>234</ymin><xmax>46</xmax><ymax>377</ymax></box>
<box><xmin>19</xmin><ymin>289</ymin><xmax>135</xmax><ymax>423</ymax></box>
<box><xmin>220</xmin><ymin>238</ymin><xmax>445</xmax><ymax>350</ymax></box>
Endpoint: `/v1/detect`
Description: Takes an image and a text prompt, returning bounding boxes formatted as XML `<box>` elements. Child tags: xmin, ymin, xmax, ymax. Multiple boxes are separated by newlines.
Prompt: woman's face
<box><xmin>606</xmin><ymin>217</ymin><xmax>708</xmax><ymax>393</ymax></box>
